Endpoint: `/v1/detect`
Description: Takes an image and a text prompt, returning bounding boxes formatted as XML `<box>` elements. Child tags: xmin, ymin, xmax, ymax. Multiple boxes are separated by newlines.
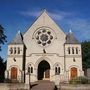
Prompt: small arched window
<box><xmin>55</xmin><ymin>67</ymin><xmax>57</xmax><ymax>74</ymax></box>
<box><xmin>28</xmin><ymin>66</ymin><xmax>33</xmax><ymax>74</ymax></box>
<box><xmin>55</xmin><ymin>66</ymin><xmax>60</xmax><ymax>75</ymax></box>
<box><xmin>31</xmin><ymin>67</ymin><xmax>33</xmax><ymax>73</ymax></box>
<box><xmin>10</xmin><ymin>47</ymin><xmax>13</xmax><ymax>54</ymax></box>
<box><xmin>18</xmin><ymin>47</ymin><xmax>20</xmax><ymax>54</ymax></box>
<box><xmin>68</xmin><ymin>47</ymin><xmax>70</xmax><ymax>54</ymax></box>
<box><xmin>14</xmin><ymin>47</ymin><xmax>16</xmax><ymax>54</ymax></box>
<box><xmin>73</xmin><ymin>58</ymin><xmax>76</xmax><ymax>62</ymax></box>
<box><xmin>58</xmin><ymin>67</ymin><xmax>60</xmax><ymax>74</ymax></box>
<box><xmin>76</xmin><ymin>47</ymin><xmax>78</xmax><ymax>54</ymax></box>
<box><xmin>28</xmin><ymin>67</ymin><xmax>30</xmax><ymax>73</ymax></box>
<box><xmin>72</xmin><ymin>47</ymin><xmax>74</xmax><ymax>54</ymax></box>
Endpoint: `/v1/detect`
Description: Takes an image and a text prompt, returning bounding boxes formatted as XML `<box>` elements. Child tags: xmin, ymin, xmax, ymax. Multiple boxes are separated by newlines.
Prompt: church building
<box><xmin>5</xmin><ymin>10</ymin><xmax>84</xmax><ymax>84</ymax></box>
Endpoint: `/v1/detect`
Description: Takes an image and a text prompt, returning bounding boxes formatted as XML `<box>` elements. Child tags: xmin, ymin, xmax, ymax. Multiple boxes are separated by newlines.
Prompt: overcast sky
<box><xmin>0</xmin><ymin>0</ymin><xmax>90</xmax><ymax>60</ymax></box>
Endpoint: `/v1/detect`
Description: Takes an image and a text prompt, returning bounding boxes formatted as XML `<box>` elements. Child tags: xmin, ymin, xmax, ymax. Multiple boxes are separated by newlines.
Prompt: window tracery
<box><xmin>55</xmin><ymin>65</ymin><xmax>60</xmax><ymax>75</ymax></box>
<box><xmin>35</xmin><ymin>27</ymin><xmax>55</xmax><ymax>47</ymax></box>
<box><xmin>28</xmin><ymin>65</ymin><xmax>33</xmax><ymax>74</ymax></box>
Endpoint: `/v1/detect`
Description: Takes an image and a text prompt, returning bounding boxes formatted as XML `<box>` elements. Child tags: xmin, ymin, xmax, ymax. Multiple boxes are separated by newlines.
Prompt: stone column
<box><xmin>55</xmin><ymin>75</ymin><xmax>60</xmax><ymax>89</ymax></box>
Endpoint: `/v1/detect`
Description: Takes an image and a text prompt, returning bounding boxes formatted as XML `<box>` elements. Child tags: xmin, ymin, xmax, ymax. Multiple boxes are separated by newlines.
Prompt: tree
<box><xmin>0</xmin><ymin>25</ymin><xmax>7</xmax><ymax>51</ymax></box>
<box><xmin>0</xmin><ymin>56</ymin><xmax>6</xmax><ymax>82</ymax></box>
<box><xmin>0</xmin><ymin>25</ymin><xmax>7</xmax><ymax>82</ymax></box>
<box><xmin>81</xmin><ymin>41</ymin><xmax>90</xmax><ymax>69</ymax></box>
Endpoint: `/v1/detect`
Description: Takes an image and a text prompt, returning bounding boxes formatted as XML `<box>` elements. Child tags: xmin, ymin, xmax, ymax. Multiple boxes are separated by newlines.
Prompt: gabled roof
<box><xmin>23</xmin><ymin>9</ymin><xmax>66</xmax><ymax>38</ymax></box>
<box><xmin>9</xmin><ymin>31</ymin><xmax>24</xmax><ymax>45</ymax></box>
<box><xmin>65</xmin><ymin>31</ymin><xmax>80</xmax><ymax>44</ymax></box>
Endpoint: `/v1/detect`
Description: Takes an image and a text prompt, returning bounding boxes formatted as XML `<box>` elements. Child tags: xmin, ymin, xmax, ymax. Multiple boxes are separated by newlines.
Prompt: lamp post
<box><xmin>28</xmin><ymin>67</ymin><xmax>31</xmax><ymax>90</ymax></box>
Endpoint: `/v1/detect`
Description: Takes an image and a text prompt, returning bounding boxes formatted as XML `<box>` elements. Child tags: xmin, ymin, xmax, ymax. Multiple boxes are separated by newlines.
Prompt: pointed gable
<box><xmin>9</xmin><ymin>31</ymin><xmax>24</xmax><ymax>44</ymax></box>
<box><xmin>65</xmin><ymin>32</ymin><xmax>79</xmax><ymax>44</ymax></box>
<box><xmin>23</xmin><ymin>10</ymin><xmax>66</xmax><ymax>40</ymax></box>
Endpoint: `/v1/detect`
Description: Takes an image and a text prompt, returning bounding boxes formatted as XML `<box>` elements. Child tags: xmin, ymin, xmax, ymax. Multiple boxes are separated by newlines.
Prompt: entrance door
<box><xmin>45</xmin><ymin>69</ymin><xmax>49</xmax><ymax>78</ymax></box>
<box><xmin>38</xmin><ymin>60</ymin><xmax>50</xmax><ymax>80</ymax></box>
<box><xmin>11</xmin><ymin>67</ymin><xmax>17</xmax><ymax>79</ymax></box>
<box><xmin>71</xmin><ymin>67</ymin><xmax>77</xmax><ymax>79</ymax></box>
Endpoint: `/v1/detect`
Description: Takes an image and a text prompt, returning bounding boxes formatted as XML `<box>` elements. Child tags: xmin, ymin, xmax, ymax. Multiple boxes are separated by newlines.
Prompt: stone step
<box><xmin>31</xmin><ymin>80</ymin><xmax>55</xmax><ymax>90</ymax></box>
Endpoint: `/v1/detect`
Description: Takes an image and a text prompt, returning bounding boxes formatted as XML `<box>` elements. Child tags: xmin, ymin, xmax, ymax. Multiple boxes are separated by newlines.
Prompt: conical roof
<box><xmin>9</xmin><ymin>31</ymin><xmax>24</xmax><ymax>44</ymax></box>
<box><xmin>65</xmin><ymin>31</ymin><xmax>79</xmax><ymax>44</ymax></box>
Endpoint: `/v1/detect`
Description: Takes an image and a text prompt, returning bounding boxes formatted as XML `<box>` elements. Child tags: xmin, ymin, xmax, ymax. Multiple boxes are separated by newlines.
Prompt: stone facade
<box><xmin>5</xmin><ymin>10</ymin><xmax>84</xmax><ymax>84</ymax></box>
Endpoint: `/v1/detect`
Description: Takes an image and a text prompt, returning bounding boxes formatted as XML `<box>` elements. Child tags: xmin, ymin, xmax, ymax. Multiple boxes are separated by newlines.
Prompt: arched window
<box><xmin>76</xmin><ymin>47</ymin><xmax>78</xmax><ymax>54</ymax></box>
<box><xmin>72</xmin><ymin>47</ymin><xmax>74</xmax><ymax>54</ymax></box>
<box><xmin>68</xmin><ymin>47</ymin><xmax>70</xmax><ymax>54</ymax></box>
<box><xmin>28</xmin><ymin>67</ymin><xmax>30</xmax><ymax>73</ymax></box>
<box><xmin>18</xmin><ymin>47</ymin><xmax>20</xmax><ymax>54</ymax></box>
<box><xmin>31</xmin><ymin>67</ymin><xmax>33</xmax><ymax>73</ymax></box>
<box><xmin>73</xmin><ymin>58</ymin><xmax>76</xmax><ymax>62</ymax></box>
<box><xmin>55</xmin><ymin>67</ymin><xmax>57</xmax><ymax>74</ymax></box>
<box><xmin>28</xmin><ymin>66</ymin><xmax>33</xmax><ymax>74</ymax></box>
<box><xmin>55</xmin><ymin>65</ymin><xmax>60</xmax><ymax>75</ymax></box>
<box><xmin>10</xmin><ymin>47</ymin><xmax>13</xmax><ymax>54</ymax></box>
<box><xmin>14</xmin><ymin>47</ymin><xmax>16</xmax><ymax>54</ymax></box>
<box><xmin>58</xmin><ymin>67</ymin><xmax>60</xmax><ymax>74</ymax></box>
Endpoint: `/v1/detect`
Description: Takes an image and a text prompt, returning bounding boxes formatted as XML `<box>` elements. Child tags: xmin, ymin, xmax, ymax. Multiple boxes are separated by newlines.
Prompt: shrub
<box><xmin>69</xmin><ymin>76</ymin><xmax>88</xmax><ymax>84</ymax></box>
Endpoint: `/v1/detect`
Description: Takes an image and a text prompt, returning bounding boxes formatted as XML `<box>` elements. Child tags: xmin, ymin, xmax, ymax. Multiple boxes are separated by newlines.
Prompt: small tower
<box><xmin>64</xmin><ymin>30</ymin><xmax>83</xmax><ymax>80</ymax></box>
<box><xmin>5</xmin><ymin>31</ymin><xmax>25</xmax><ymax>82</ymax></box>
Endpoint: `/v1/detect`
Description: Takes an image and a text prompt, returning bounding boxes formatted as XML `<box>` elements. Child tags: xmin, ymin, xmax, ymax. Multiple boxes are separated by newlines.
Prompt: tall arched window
<box><xmin>72</xmin><ymin>47</ymin><xmax>74</xmax><ymax>54</ymax></box>
<box><xmin>76</xmin><ymin>47</ymin><xmax>78</xmax><ymax>54</ymax></box>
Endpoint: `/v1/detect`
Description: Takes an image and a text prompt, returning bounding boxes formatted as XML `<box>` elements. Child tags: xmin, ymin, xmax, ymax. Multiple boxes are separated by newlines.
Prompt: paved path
<box><xmin>0</xmin><ymin>82</ymin><xmax>90</xmax><ymax>90</ymax></box>
<box><xmin>31</xmin><ymin>80</ymin><xmax>55</xmax><ymax>90</ymax></box>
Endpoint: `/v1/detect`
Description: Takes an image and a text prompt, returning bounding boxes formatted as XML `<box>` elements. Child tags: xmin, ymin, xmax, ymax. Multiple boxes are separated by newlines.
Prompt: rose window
<box><xmin>35</xmin><ymin>28</ymin><xmax>54</xmax><ymax>46</ymax></box>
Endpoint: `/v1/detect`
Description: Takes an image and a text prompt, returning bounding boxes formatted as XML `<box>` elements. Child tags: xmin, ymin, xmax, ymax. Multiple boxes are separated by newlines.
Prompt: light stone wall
<box><xmin>65</xmin><ymin>44</ymin><xmax>82</xmax><ymax>55</ymax></box>
<box><xmin>6</xmin><ymin>44</ymin><xmax>24</xmax><ymax>82</ymax></box>
<box><xmin>65</xmin><ymin>44</ymin><xmax>83</xmax><ymax>80</ymax></box>
<box><xmin>23</xmin><ymin>11</ymin><xmax>66</xmax><ymax>57</ymax></box>
<box><xmin>25</xmin><ymin>54</ymin><xmax>65</xmax><ymax>84</ymax></box>
<box><xmin>8</xmin><ymin>45</ymin><xmax>24</xmax><ymax>55</ymax></box>
<box><xmin>23</xmin><ymin>11</ymin><xmax>67</xmax><ymax>84</ymax></box>
<box><xmin>6</xmin><ymin>11</ymin><xmax>83</xmax><ymax>84</ymax></box>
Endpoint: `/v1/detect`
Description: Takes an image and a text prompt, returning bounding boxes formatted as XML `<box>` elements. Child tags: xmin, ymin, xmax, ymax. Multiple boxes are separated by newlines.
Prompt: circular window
<box><xmin>35</xmin><ymin>27</ymin><xmax>54</xmax><ymax>47</ymax></box>
<box><xmin>40</xmin><ymin>34</ymin><xmax>48</xmax><ymax>42</ymax></box>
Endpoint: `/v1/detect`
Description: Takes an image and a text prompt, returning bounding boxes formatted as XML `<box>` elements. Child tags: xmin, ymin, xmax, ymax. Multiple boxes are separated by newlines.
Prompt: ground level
<box><xmin>0</xmin><ymin>82</ymin><xmax>90</xmax><ymax>90</ymax></box>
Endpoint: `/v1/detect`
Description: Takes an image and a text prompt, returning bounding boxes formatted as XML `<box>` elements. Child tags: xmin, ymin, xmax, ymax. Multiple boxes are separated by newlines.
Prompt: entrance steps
<box><xmin>31</xmin><ymin>80</ymin><xmax>55</xmax><ymax>90</ymax></box>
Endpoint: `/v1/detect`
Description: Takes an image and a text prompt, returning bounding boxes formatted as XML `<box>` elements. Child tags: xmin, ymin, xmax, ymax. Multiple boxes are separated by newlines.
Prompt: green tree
<box><xmin>0</xmin><ymin>57</ymin><xmax>6</xmax><ymax>82</ymax></box>
<box><xmin>81</xmin><ymin>41</ymin><xmax>90</xmax><ymax>69</ymax></box>
<box><xmin>0</xmin><ymin>25</ymin><xmax>7</xmax><ymax>82</ymax></box>
<box><xmin>0</xmin><ymin>25</ymin><xmax>7</xmax><ymax>51</ymax></box>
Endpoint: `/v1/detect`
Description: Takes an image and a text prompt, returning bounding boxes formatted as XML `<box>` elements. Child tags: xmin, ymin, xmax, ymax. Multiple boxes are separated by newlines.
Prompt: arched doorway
<box><xmin>38</xmin><ymin>60</ymin><xmax>50</xmax><ymax>80</ymax></box>
<box><xmin>71</xmin><ymin>67</ymin><xmax>77</xmax><ymax>79</ymax></box>
<box><xmin>11</xmin><ymin>67</ymin><xmax>17</xmax><ymax>80</ymax></box>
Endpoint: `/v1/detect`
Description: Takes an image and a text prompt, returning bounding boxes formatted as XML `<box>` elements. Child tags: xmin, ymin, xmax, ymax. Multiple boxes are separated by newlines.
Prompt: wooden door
<box><xmin>11</xmin><ymin>67</ymin><xmax>17</xmax><ymax>79</ymax></box>
<box><xmin>71</xmin><ymin>67</ymin><xmax>77</xmax><ymax>79</ymax></box>
<box><xmin>45</xmin><ymin>69</ymin><xmax>50</xmax><ymax>78</ymax></box>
